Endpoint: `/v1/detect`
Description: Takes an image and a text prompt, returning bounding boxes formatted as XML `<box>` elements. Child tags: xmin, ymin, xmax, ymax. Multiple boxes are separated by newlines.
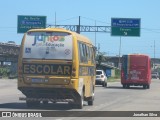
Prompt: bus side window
<box><xmin>90</xmin><ymin>47</ymin><xmax>95</xmax><ymax>64</ymax></box>
<box><xmin>78</xmin><ymin>42</ymin><xmax>88</xmax><ymax>63</ymax></box>
<box><xmin>78</xmin><ymin>42</ymin><xmax>83</xmax><ymax>63</ymax></box>
<box><xmin>87</xmin><ymin>46</ymin><xmax>91</xmax><ymax>61</ymax></box>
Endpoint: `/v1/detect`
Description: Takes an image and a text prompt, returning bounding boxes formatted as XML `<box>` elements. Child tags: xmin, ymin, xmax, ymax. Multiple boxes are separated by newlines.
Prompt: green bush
<box><xmin>115</xmin><ymin>69</ymin><xmax>121</xmax><ymax>79</ymax></box>
<box><xmin>0</xmin><ymin>67</ymin><xmax>10</xmax><ymax>77</ymax></box>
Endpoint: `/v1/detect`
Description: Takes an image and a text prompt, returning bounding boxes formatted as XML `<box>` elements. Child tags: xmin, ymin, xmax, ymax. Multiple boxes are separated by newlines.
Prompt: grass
<box><xmin>108</xmin><ymin>76</ymin><xmax>120</xmax><ymax>82</ymax></box>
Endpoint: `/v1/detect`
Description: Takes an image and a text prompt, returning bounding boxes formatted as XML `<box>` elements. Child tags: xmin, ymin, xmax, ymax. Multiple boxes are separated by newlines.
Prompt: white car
<box><xmin>96</xmin><ymin>70</ymin><xmax>107</xmax><ymax>87</ymax></box>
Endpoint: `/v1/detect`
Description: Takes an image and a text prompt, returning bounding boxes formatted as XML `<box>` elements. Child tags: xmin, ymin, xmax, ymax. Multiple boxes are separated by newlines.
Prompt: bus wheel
<box><xmin>147</xmin><ymin>85</ymin><xmax>150</xmax><ymax>89</ymax></box>
<box><xmin>88</xmin><ymin>90</ymin><xmax>94</xmax><ymax>106</ymax></box>
<box><xmin>143</xmin><ymin>85</ymin><xmax>147</xmax><ymax>89</ymax></box>
<box><xmin>123</xmin><ymin>84</ymin><xmax>126</xmax><ymax>88</ymax></box>
<box><xmin>77</xmin><ymin>91</ymin><xmax>84</xmax><ymax>109</ymax></box>
<box><xmin>126</xmin><ymin>85</ymin><xmax>130</xmax><ymax>89</ymax></box>
<box><xmin>88</xmin><ymin>100</ymin><xmax>93</xmax><ymax>106</ymax></box>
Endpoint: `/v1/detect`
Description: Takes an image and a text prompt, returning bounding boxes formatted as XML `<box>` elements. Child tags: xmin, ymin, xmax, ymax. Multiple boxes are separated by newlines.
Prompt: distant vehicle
<box><xmin>151</xmin><ymin>72</ymin><xmax>159</xmax><ymax>79</ymax></box>
<box><xmin>96</xmin><ymin>70</ymin><xmax>107</xmax><ymax>87</ymax></box>
<box><xmin>7</xmin><ymin>41</ymin><xmax>16</xmax><ymax>45</ymax></box>
<box><xmin>121</xmin><ymin>54</ymin><xmax>151</xmax><ymax>89</ymax></box>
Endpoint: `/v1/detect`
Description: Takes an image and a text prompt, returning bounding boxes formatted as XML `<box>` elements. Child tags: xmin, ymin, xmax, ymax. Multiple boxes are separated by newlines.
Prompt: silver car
<box><xmin>96</xmin><ymin>70</ymin><xmax>107</xmax><ymax>87</ymax></box>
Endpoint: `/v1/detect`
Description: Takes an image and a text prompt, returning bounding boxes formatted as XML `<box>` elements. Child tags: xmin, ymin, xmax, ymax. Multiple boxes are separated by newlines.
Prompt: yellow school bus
<box><xmin>18</xmin><ymin>28</ymin><xmax>96</xmax><ymax>109</ymax></box>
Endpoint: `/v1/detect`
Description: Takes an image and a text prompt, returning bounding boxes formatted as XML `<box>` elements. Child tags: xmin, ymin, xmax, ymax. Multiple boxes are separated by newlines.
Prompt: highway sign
<box><xmin>111</xmin><ymin>18</ymin><xmax>141</xmax><ymax>36</ymax></box>
<box><xmin>17</xmin><ymin>15</ymin><xmax>46</xmax><ymax>33</ymax></box>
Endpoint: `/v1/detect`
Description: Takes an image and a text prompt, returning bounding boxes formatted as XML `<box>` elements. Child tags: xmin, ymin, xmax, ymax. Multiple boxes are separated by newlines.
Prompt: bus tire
<box><xmin>126</xmin><ymin>85</ymin><xmax>130</xmax><ymax>88</ymax></box>
<box><xmin>77</xmin><ymin>90</ymin><xmax>84</xmax><ymax>109</ymax></box>
<box><xmin>123</xmin><ymin>84</ymin><xmax>126</xmax><ymax>88</ymax></box>
<box><xmin>88</xmin><ymin>89</ymin><xmax>94</xmax><ymax>106</ymax></box>
<box><xmin>147</xmin><ymin>85</ymin><xmax>150</xmax><ymax>89</ymax></box>
<box><xmin>88</xmin><ymin>100</ymin><xmax>93</xmax><ymax>106</ymax></box>
<box><xmin>143</xmin><ymin>85</ymin><xmax>147</xmax><ymax>89</ymax></box>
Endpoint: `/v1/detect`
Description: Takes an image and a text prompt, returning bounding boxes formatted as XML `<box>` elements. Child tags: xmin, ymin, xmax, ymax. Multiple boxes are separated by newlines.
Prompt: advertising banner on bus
<box><xmin>23</xmin><ymin>32</ymin><xmax>73</xmax><ymax>60</ymax></box>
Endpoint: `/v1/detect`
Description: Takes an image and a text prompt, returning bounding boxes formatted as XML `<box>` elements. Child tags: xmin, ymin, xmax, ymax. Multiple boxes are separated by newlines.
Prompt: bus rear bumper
<box><xmin>18</xmin><ymin>87</ymin><xmax>81</xmax><ymax>103</ymax></box>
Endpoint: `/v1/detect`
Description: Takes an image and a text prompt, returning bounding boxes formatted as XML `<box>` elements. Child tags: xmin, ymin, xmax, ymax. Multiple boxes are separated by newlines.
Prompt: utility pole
<box><xmin>77</xmin><ymin>16</ymin><xmax>81</xmax><ymax>34</ymax></box>
<box><xmin>55</xmin><ymin>12</ymin><xmax>57</xmax><ymax>27</ymax></box>
<box><xmin>98</xmin><ymin>43</ymin><xmax>100</xmax><ymax>54</ymax></box>
<box><xmin>118</xmin><ymin>36</ymin><xmax>122</xmax><ymax>69</ymax></box>
<box><xmin>154</xmin><ymin>40</ymin><xmax>155</xmax><ymax>69</ymax></box>
<box><xmin>95</xmin><ymin>21</ymin><xmax>97</xmax><ymax>50</ymax></box>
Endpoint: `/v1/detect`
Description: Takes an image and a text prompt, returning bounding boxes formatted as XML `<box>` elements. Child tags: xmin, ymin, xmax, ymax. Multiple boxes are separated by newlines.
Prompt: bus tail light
<box><xmin>72</xmin><ymin>68</ymin><xmax>76</xmax><ymax>77</ymax></box>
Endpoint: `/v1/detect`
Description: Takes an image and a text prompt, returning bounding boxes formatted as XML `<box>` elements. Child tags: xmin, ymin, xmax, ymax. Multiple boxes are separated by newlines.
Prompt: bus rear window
<box><xmin>23</xmin><ymin>32</ymin><xmax>73</xmax><ymax>60</ymax></box>
<box><xmin>130</xmin><ymin>56</ymin><xmax>147</xmax><ymax>67</ymax></box>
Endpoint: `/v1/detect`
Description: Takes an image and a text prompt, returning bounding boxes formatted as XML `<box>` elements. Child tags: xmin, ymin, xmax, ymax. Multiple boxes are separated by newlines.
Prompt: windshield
<box><xmin>122</xmin><ymin>55</ymin><xmax>147</xmax><ymax>68</ymax></box>
<box><xmin>23</xmin><ymin>32</ymin><xmax>73</xmax><ymax>60</ymax></box>
<box><xmin>130</xmin><ymin>56</ymin><xmax>147</xmax><ymax>67</ymax></box>
<box><xmin>96</xmin><ymin>71</ymin><xmax>102</xmax><ymax>75</ymax></box>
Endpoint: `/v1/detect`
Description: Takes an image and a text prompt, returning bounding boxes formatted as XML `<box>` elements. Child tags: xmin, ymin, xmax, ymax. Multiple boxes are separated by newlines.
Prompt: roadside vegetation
<box><xmin>0</xmin><ymin>66</ymin><xmax>17</xmax><ymax>79</ymax></box>
<box><xmin>108</xmin><ymin>69</ymin><xmax>121</xmax><ymax>82</ymax></box>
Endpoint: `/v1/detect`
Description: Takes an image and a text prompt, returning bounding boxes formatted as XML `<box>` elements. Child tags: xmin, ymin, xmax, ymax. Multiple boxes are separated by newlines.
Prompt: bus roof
<box><xmin>27</xmin><ymin>28</ymin><xmax>93</xmax><ymax>45</ymax></box>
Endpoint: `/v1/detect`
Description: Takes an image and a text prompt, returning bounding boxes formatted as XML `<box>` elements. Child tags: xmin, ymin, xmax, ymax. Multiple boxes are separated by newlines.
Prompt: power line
<box><xmin>81</xmin><ymin>16</ymin><xmax>110</xmax><ymax>25</ymax></box>
<box><xmin>55</xmin><ymin>16</ymin><xmax>79</xmax><ymax>23</ymax></box>
<box><xmin>141</xmin><ymin>28</ymin><xmax>160</xmax><ymax>33</ymax></box>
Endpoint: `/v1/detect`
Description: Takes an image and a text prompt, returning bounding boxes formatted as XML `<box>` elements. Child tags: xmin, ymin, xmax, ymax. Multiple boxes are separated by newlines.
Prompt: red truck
<box><xmin>121</xmin><ymin>54</ymin><xmax>151</xmax><ymax>89</ymax></box>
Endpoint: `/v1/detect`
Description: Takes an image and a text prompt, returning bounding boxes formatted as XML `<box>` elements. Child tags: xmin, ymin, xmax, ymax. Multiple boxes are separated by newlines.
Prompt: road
<box><xmin>0</xmin><ymin>79</ymin><xmax>160</xmax><ymax>120</ymax></box>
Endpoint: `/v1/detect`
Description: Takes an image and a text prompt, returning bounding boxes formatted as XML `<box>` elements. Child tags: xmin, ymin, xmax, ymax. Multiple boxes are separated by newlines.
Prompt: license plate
<box><xmin>32</xmin><ymin>78</ymin><xmax>47</xmax><ymax>83</ymax></box>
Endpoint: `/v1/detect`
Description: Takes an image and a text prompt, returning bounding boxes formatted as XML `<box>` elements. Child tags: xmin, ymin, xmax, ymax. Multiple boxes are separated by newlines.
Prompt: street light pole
<box><xmin>154</xmin><ymin>40</ymin><xmax>155</xmax><ymax>69</ymax></box>
<box><xmin>118</xmin><ymin>36</ymin><xmax>122</xmax><ymax>69</ymax></box>
<box><xmin>95</xmin><ymin>20</ymin><xmax>97</xmax><ymax>50</ymax></box>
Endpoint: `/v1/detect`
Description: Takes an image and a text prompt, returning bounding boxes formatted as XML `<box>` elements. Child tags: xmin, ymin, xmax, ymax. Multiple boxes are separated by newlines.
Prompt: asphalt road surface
<box><xmin>0</xmin><ymin>78</ymin><xmax>160</xmax><ymax>120</ymax></box>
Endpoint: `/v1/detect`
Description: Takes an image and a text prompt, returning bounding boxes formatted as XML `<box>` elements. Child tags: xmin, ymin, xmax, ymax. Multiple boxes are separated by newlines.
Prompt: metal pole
<box><xmin>95</xmin><ymin>21</ymin><xmax>97</xmax><ymax>50</ymax></box>
<box><xmin>98</xmin><ymin>43</ymin><xmax>100</xmax><ymax>54</ymax></box>
<box><xmin>119</xmin><ymin>36</ymin><xmax>122</xmax><ymax>69</ymax></box>
<box><xmin>55</xmin><ymin>12</ymin><xmax>56</xmax><ymax>27</ymax></box>
<box><xmin>77</xmin><ymin>16</ymin><xmax>80</xmax><ymax>34</ymax></box>
<box><xmin>154</xmin><ymin>40</ymin><xmax>155</xmax><ymax>69</ymax></box>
